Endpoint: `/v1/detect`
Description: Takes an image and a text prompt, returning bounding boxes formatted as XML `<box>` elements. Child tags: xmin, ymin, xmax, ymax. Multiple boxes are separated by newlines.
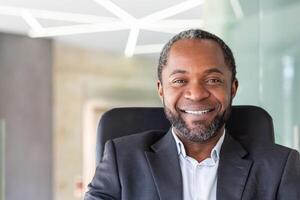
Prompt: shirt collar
<box><xmin>171</xmin><ymin>127</ymin><xmax>225</xmax><ymax>163</ymax></box>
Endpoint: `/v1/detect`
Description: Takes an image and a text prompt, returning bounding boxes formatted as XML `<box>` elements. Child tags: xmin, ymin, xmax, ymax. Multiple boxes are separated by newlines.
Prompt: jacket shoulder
<box><xmin>112</xmin><ymin>129</ymin><xmax>167</xmax><ymax>151</ymax></box>
<box><xmin>246</xmin><ymin>141</ymin><xmax>299</xmax><ymax>165</ymax></box>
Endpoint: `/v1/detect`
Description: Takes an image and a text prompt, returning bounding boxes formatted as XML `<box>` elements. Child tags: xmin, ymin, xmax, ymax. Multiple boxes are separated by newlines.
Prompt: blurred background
<box><xmin>0</xmin><ymin>0</ymin><xmax>299</xmax><ymax>199</ymax></box>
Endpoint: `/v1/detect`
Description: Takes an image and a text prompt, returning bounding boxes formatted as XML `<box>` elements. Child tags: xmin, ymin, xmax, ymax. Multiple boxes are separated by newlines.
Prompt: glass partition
<box><xmin>207</xmin><ymin>0</ymin><xmax>300</xmax><ymax>151</ymax></box>
<box><xmin>0</xmin><ymin>120</ymin><xmax>5</xmax><ymax>200</ymax></box>
<box><xmin>258</xmin><ymin>0</ymin><xmax>300</xmax><ymax>150</ymax></box>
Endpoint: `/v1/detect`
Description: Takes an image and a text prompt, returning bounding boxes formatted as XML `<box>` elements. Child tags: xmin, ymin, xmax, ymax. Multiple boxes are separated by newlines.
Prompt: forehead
<box><xmin>169</xmin><ymin>39</ymin><xmax>225</xmax><ymax>63</ymax></box>
<box><xmin>164</xmin><ymin>39</ymin><xmax>229</xmax><ymax>74</ymax></box>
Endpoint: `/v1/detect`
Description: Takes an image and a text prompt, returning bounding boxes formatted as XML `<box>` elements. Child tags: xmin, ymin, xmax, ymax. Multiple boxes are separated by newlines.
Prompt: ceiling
<box><xmin>0</xmin><ymin>0</ymin><xmax>243</xmax><ymax>56</ymax></box>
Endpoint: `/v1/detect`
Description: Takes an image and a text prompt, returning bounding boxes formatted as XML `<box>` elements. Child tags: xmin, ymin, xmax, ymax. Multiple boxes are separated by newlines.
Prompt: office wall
<box><xmin>0</xmin><ymin>33</ymin><xmax>52</xmax><ymax>200</ymax></box>
<box><xmin>53</xmin><ymin>42</ymin><xmax>161</xmax><ymax>200</ymax></box>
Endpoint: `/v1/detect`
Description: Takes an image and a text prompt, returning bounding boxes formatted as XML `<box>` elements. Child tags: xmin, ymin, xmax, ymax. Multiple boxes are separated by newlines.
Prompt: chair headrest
<box><xmin>96</xmin><ymin>105</ymin><xmax>274</xmax><ymax>162</ymax></box>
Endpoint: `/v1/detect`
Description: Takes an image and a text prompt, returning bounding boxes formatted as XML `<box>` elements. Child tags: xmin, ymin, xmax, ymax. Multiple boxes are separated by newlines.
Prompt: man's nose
<box><xmin>184</xmin><ymin>83</ymin><xmax>210</xmax><ymax>101</ymax></box>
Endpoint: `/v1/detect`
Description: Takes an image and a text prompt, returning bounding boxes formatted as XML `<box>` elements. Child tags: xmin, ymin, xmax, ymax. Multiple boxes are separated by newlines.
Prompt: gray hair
<box><xmin>157</xmin><ymin>29</ymin><xmax>236</xmax><ymax>82</ymax></box>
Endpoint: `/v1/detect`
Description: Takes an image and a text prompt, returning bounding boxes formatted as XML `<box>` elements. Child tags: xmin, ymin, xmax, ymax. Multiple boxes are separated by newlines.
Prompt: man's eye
<box><xmin>206</xmin><ymin>79</ymin><xmax>222</xmax><ymax>84</ymax></box>
<box><xmin>173</xmin><ymin>79</ymin><xmax>186</xmax><ymax>84</ymax></box>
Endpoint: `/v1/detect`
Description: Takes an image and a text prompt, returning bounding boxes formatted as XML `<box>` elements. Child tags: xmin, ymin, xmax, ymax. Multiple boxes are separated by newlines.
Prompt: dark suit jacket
<box><xmin>85</xmin><ymin>129</ymin><xmax>300</xmax><ymax>200</ymax></box>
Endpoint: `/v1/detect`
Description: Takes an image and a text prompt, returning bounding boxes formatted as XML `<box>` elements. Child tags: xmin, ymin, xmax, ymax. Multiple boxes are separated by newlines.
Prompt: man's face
<box><xmin>157</xmin><ymin>39</ymin><xmax>238</xmax><ymax>143</ymax></box>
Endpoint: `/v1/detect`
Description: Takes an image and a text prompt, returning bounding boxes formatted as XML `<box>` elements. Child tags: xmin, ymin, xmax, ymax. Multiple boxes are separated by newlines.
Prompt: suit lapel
<box><xmin>145</xmin><ymin>129</ymin><xmax>182</xmax><ymax>200</ymax></box>
<box><xmin>217</xmin><ymin>133</ymin><xmax>253</xmax><ymax>200</ymax></box>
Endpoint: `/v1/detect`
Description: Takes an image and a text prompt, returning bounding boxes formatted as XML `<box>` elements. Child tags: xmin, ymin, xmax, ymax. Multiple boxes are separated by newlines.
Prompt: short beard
<box><xmin>164</xmin><ymin>105</ymin><xmax>231</xmax><ymax>143</ymax></box>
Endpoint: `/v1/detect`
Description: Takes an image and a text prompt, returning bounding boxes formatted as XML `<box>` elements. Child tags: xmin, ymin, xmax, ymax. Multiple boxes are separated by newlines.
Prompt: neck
<box><xmin>175</xmin><ymin>127</ymin><xmax>224</xmax><ymax>162</ymax></box>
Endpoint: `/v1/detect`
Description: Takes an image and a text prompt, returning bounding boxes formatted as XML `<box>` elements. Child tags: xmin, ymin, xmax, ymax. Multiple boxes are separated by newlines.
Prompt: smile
<box><xmin>181</xmin><ymin>108</ymin><xmax>214</xmax><ymax>115</ymax></box>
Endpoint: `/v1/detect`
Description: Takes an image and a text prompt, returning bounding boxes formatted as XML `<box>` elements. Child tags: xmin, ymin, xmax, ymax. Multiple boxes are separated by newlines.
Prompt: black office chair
<box><xmin>96</xmin><ymin>105</ymin><xmax>275</xmax><ymax>163</ymax></box>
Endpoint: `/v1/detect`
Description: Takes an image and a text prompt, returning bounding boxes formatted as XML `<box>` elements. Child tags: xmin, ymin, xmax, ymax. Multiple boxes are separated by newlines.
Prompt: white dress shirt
<box><xmin>172</xmin><ymin>128</ymin><xmax>225</xmax><ymax>200</ymax></box>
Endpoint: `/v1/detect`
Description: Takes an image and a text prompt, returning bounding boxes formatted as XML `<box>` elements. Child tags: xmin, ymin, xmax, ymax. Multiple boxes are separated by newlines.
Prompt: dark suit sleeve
<box><xmin>277</xmin><ymin>149</ymin><xmax>300</xmax><ymax>200</ymax></box>
<box><xmin>84</xmin><ymin>140</ymin><xmax>121</xmax><ymax>200</ymax></box>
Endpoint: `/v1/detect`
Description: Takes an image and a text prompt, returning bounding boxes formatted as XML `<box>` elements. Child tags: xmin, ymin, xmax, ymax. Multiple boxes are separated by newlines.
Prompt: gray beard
<box><xmin>164</xmin><ymin>106</ymin><xmax>229</xmax><ymax>142</ymax></box>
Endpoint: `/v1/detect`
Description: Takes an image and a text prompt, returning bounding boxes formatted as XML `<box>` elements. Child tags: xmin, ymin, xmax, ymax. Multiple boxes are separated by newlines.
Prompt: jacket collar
<box><xmin>145</xmin><ymin>129</ymin><xmax>252</xmax><ymax>200</ymax></box>
<box><xmin>217</xmin><ymin>133</ymin><xmax>253</xmax><ymax>200</ymax></box>
<box><xmin>145</xmin><ymin>129</ymin><xmax>183</xmax><ymax>200</ymax></box>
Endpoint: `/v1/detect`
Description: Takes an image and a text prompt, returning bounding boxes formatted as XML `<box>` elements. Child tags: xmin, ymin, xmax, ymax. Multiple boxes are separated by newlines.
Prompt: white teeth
<box><xmin>184</xmin><ymin>109</ymin><xmax>210</xmax><ymax>115</ymax></box>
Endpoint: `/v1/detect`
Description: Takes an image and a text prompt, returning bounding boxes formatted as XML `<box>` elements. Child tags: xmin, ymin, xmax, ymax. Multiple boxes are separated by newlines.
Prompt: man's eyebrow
<box><xmin>204</xmin><ymin>68</ymin><xmax>224</xmax><ymax>75</ymax></box>
<box><xmin>168</xmin><ymin>68</ymin><xmax>225</xmax><ymax>77</ymax></box>
<box><xmin>169</xmin><ymin>69</ymin><xmax>187</xmax><ymax>77</ymax></box>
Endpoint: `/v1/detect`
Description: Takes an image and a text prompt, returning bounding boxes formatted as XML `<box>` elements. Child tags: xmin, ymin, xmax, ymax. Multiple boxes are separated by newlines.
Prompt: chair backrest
<box><xmin>96</xmin><ymin>105</ymin><xmax>275</xmax><ymax>163</ymax></box>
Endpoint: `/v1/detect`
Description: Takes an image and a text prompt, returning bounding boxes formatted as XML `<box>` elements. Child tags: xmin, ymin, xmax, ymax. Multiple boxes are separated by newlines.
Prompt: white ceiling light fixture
<box><xmin>92</xmin><ymin>0</ymin><xmax>136</xmax><ymax>23</ymax></box>
<box><xmin>92</xmin><ymin>0</ymin><xmax>206</xmax><ymax>57</ymax></box>
<box><xmin>28</xmin><ymin>21</ymin><xmax>128</xmax><ymax>37</ymax></box>
<box><xmin>93</xmin><ymin>0</ymin><xmax>139</xmax><ymax>57</ymax></box>
<box><xmin>21</xmin><ymin>19</ymin><xmax>203</xmax><ymax>39</ymax></box>
<box><xmin>230</xmin><ymin>0</ymin><xmax>244</xmax><ymax>19</ymax></box>
<box><xmin>0</xmin><ymin>5</ymin><xmax>117</xmax><ymax>23</ymax></box>
<box><xmin>0</xmin><ymin>0</ymin><xmax>244</xmax><ymax>57</ymax></box>
<box><xmin>0</xmin><ymin>1</ymin><xmax>206</xmax><ymax>56</ymax></box>
<box><xmin>21</xmin><ymin>10</ymin><xmax>43</xmax><ymax>31</ymax></box>
<box><xmin>124</xmin><ymin>26</ymin><xmax>139</xmax><ymax>57</ymax></box>
<box><xmin>0</xmin><ymin>0</ymin><xmax>241</xmax><ymax>56</ymax></box>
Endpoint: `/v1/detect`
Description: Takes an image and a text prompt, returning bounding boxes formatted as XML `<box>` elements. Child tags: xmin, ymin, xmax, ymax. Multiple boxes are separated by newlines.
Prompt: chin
<box><xmin>164</xmin><ymin>107</ymin><xmax>226</xmax><ymax>143</ymax></box>
<box><xmin>183</xmin><ymin>119</ymin><xmax>224</xmax><ymax>142</ymax></box>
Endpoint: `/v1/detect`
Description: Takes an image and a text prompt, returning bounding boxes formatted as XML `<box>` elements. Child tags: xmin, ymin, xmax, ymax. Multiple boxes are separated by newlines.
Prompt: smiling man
<box><xmin>158</xmin><ymin>38</ymin><xmax>237</xmax><ymax>153</ymax></box>
<box><xmin>85</xmin><ymin>29</ymin><xmax>300</xmax><ymax>200</ymax></box>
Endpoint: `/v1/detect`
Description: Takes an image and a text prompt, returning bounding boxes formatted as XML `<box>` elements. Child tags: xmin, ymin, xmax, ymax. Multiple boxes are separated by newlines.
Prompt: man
<box><xmin>85</xmin><ymin>29</ymin><xmax>300</xmax><ymax>200</ymax></box>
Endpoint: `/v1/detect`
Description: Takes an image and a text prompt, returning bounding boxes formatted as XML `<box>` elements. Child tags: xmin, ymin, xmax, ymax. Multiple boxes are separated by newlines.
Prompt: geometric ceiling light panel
<box><xmin>92</xmin><ymin>0</ymin><xmax>206</xmax><ymax>56</ymax></box>
<box><xmin>0</xmin><ymin>0</ymin><xmax>243</xmax><ymax>56</ymax></box>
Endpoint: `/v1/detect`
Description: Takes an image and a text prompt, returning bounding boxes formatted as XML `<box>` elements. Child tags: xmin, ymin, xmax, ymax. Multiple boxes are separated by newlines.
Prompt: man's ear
<box><xmin>231</xmin><ymin>78</ymin><xmax>238</xmax><ymax>99</ymax></box>
<box><xmin>157</xmin><ymin>80</ymin><xmax>164</xmax><ymax>104</ymax></box>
